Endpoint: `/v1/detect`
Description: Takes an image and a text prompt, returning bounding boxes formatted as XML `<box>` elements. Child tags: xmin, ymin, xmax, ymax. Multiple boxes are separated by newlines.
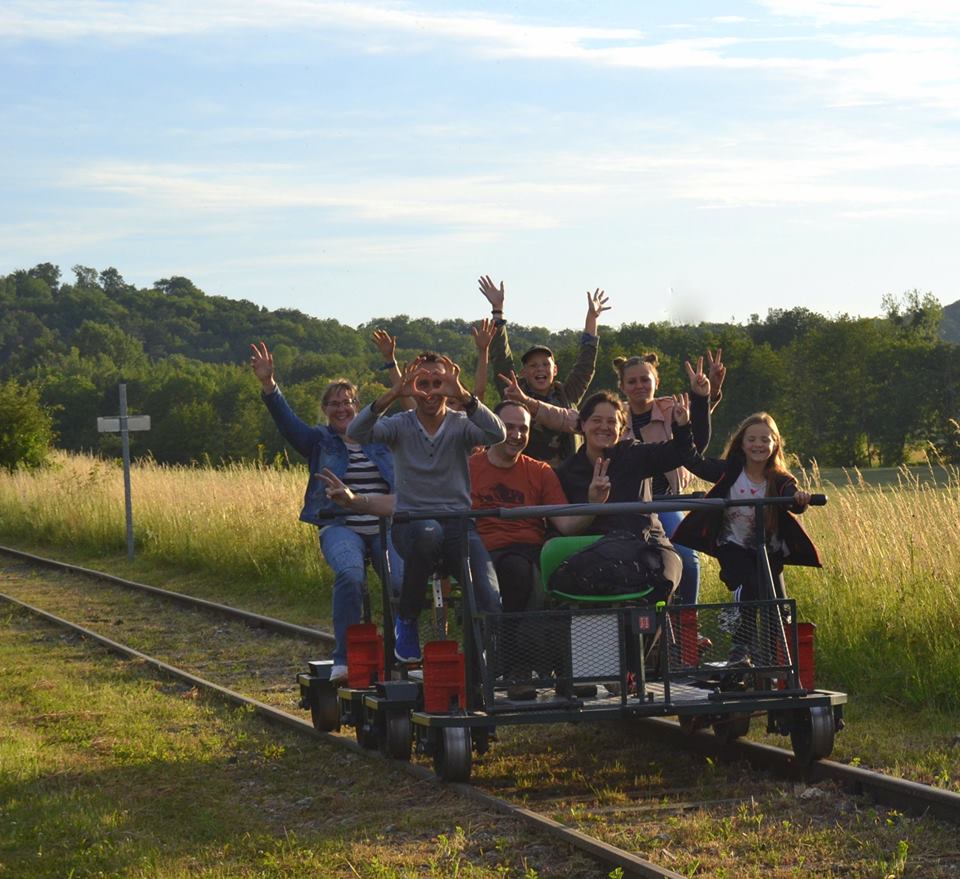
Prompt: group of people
<box><xmin>250</xmin><ymin>276</ymin><xmax>819</xmax><ymax>681</ymax></box>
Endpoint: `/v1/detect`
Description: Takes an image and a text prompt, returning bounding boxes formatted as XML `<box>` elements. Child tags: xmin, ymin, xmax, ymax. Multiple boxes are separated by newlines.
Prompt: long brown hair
<box><xmin>722</xmin><ymin>412</ymin><xmax>790</xmax><ymax>533</ymax></box>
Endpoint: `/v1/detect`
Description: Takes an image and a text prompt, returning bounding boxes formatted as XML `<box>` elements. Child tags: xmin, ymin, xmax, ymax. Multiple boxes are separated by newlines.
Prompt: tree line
<box><xmin>1</xmin><ymin>263</ymin><xmax>958</xmax><ymax>471</ymax></box>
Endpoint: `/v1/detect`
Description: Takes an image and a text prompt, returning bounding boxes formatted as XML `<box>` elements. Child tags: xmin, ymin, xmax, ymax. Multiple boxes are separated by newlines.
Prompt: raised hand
<box><xmin>670</xmin><ymin>392</ymin><xmax>691</xmax><ymax>426</ymax></box>
<box><xmin>684</xmin><ymin>356</ymin><xmax>711</xmax><ymax>397</ymax></box>
<box><xmin>472</xmin><ymin>318</ymin><xmax>496</xmax><ymax>353</ymax></box>
<box><xmin>706</xmin><ymin>347</ymin><xmax>726</xmax><ymax>395</ymax></box>
<box><xmin>586</xmin><ymin>288</ymin><xmax>611</xmax><ymax>319</ymax></box>
<box><xmin>587</xmin><ymin>455</ymin><xmax>611</xmax><ymax>504</ymax></box>
<box><xmin>478</xmin><ymin>275</ymin><xmax>505</xmax><ymax>311</ymax></box>
<box><xmin>249</xmin><ymin>341</ymin><xmax>276</xmax><ymax>390</ymax></box>
<box><xmin>372</xmin><ymin>329</ymin><xmax>397</xmax><ymax>362</ymax></box>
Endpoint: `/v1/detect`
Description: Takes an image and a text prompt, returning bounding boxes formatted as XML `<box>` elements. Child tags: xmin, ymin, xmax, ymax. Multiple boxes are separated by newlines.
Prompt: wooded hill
<box><xmin>2</xmin><ymin>262</ymin><xmax>958</xmax><ymax>468</ymax></box>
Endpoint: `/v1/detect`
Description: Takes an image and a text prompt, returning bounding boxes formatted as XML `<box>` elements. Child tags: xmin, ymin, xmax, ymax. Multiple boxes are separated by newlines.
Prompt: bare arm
<box><xmin>499</xmin><ymin>370</ymin><xmax>580</xmax><ymax>432</ymax></box>
<box><xmin>471</xmin><ymin>318</ymin><xmax>495</xmax><ymax>400</ymax></box>
<box><xmin>372</xmin><ymin>329</ymin><xmax>415</xmax><ymax>411</ymax></box>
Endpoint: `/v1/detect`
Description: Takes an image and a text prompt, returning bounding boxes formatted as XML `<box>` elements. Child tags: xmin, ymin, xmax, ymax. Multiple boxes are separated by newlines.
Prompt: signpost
<box><xmin>97</xmin><ymin>384</ymin><xmax>151</xmax><ymax>560</ymax></box>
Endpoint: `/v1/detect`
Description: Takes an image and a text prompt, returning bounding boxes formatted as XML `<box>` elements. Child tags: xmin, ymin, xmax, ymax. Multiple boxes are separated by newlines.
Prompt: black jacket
<box><xmin>671</xmin><ymin>458</ymin><xmax>822</xmax><ymax>568</ymax></box>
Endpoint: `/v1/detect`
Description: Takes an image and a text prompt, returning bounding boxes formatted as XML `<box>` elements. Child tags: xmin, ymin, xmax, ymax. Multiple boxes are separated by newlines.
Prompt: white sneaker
<box><xmin>330</xmin><ymin>664</ymin><xmax>348</xmax><ymax>682</ymax></box>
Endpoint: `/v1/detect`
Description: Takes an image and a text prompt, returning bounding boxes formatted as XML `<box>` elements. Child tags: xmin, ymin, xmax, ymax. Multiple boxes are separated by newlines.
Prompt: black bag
<box><xmin>547</xmin><ymin>530</ymin><xmax>669</xmax><ymax>603</ymax></box>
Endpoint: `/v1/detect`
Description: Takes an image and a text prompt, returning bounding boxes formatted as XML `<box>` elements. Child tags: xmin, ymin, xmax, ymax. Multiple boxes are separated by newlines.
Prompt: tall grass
<box><xmin>0</xmin><ymin>452</ymin><xmax>328</xmax><ymax>600</ymax></box>
<box><xmin>1</xmin><ymin>452</ymin><xmax>958</xmax><ymax>709</ymax></box>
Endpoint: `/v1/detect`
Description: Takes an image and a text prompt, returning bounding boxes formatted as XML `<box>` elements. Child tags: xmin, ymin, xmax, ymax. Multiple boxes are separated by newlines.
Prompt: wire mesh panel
<box><xmin>666</xmin><ymin>599</ymin><xmax>797</xmax><ymax>683</ymax></box>
<box><xmin>479</xmin><ymin>607</ymin><xmax>638</xmax><ymax>692</ymax></box>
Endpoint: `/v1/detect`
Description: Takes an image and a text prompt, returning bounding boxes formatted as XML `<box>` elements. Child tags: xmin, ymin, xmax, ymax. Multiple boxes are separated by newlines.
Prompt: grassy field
<box><xmin>1</xmin><ymin>451</ymin><xmax>958</xmax><ymax>712</ymax></box>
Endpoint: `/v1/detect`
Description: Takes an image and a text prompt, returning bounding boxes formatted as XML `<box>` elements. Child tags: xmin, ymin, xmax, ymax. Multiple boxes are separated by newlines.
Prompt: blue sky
<box><xmin>3</xmin><ymin>1</ymin><xmax>959</xmax><ymax>331</ymax></box>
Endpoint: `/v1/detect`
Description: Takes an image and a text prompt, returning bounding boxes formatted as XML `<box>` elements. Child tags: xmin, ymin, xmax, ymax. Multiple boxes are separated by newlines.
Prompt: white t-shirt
<box><xmin>720</xmin><ymin>470</ymin><xmax>767</xmax><ymax>549</ymax></box>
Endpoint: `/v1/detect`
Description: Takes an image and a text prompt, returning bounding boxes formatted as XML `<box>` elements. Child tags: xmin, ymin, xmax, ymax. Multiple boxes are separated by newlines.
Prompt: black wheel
<box><xmin>382</xmin><ymin>711</ymin><xmax>412</xmax><ymax>761</ymax></box>
<box><xmin>790</xmin><ymin>705</ymin><xmax>835</xmax><ymax>765</ymax></box>
<box><xmin>355</xmin><ymin>714</ymin><xmax>379</xmax><ymax>750</ymax></box>
<box><xmin>310</xmin><ymin>685</ymin><xmax>340</xmax><ymax>732</ymax></box>
<box><xmin>678</xmin><ymin>714</ymin><xmax>705</xmax><ymax>736</ymax></box>
<box><xmin>433</xmin><ymin>726</ymin><xmax>472</xmax><ymax>783</ymax></box>
<box><xmin>712</xmin><ymin>712</ymin><xmax>750</xmax><ymax>745</ymax></box>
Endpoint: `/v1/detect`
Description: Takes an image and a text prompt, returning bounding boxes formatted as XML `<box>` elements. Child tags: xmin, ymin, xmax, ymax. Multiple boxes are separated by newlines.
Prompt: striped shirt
<box><xmin>341</xmin><ymin>442</ymin><xmax>390</xmax><ymax>535</ymax></box>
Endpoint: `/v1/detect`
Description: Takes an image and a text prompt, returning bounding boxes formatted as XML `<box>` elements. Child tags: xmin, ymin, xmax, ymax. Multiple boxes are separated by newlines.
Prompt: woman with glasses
<box><xmin>250</xmin><ymin>341</ymin><xmax>403</xmax><ymax>682</ymax></box>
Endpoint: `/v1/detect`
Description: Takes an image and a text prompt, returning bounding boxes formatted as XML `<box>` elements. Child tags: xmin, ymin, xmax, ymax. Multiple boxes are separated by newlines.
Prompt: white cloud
<box><xmin>758</xmin><ymin>0</ymin><xmax>960</xmax><ymax>25</ymax></box>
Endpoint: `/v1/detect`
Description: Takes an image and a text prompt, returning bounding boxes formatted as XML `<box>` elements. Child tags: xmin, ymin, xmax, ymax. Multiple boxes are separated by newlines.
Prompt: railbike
<box><xmin>298</xmin><ymin>496</ymin><xmax>846</xmax><ymax>783</ymax></box>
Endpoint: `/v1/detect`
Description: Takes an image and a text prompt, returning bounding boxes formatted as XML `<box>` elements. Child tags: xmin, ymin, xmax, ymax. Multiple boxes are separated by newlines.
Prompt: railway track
<box><xmin>3</xmin><ymin>545</ymin><xmax>960</xmax><ymax>876</ymax></box>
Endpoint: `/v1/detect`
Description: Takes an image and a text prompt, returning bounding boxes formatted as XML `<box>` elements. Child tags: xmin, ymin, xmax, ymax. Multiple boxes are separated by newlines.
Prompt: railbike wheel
<box><xmin>678</xmin><ymin>714</ymin><xmax>705</xmax><ymax>736</ymax></box>
<box><xmin>382</xmin><ymin>711</ymin><xmax>412</xmax><ymax>761</ymax></box>
<box><xmin>433</xmin><ymin>726</ymin><xmax>472</xmax><ymax>783</ymax></box>
<box><xmin>790</xmin><ymin>705</ymin><xmax>834</xmax><ymax>765</ymax></box>
<box><xmin>712</xmin><ymin>712</ymin><xmax>750</xmax><ymax>745</ymax></box>
<box><xmin>310</xmin><ymin>685</ymin><xmax>340</xmax><ymax>732</ymax></box>
<box><xmin>355</xmin><ymin>712</ymin><xmax>379</xmax><ymax>750</ymax></box>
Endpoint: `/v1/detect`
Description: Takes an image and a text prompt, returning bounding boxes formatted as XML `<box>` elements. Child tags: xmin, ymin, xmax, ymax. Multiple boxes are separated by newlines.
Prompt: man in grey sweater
<box><xmin>349</xmin><ymin>352</ymin><xmax>506</xmax><ymax>663</ymax></box>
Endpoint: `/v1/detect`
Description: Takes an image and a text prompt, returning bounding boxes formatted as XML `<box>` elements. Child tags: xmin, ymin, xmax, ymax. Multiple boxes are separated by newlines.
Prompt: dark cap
<box><xmin>521</xmin><ymin>345</ymin><xmax>555</xmax><ymax>364</ymax></box>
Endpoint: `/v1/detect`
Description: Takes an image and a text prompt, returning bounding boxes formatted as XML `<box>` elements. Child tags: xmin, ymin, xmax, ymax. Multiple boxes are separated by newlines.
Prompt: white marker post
<box><xmin>97</xmin><ymin>384</ymin><xmax>151</xmax><ymax>560</ymax></box>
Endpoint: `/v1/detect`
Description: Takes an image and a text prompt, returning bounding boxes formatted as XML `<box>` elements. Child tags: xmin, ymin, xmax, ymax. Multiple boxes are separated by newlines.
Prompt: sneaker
<box><xmin>727</xmin><ymin>644</ymin><xmax>753</xmax><ymax>667</ymax></box>
<box><xmin>330</xmin><ymin>664</ymin><xmax>348</xmax><ymax>683</ymax></box>
<box><xmin>394</xmin><ymin>617</ymin><xmax>421</xmax><ymax>664</ymax></box>
<box><xmin>718</xmin><ymin>607</ymin><xmax>741</xmax><ymax>634</ymax></box>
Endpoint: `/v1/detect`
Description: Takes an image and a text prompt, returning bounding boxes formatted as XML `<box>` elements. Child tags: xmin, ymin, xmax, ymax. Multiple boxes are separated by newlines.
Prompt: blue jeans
<box><xmin>319</xmin><ymin>525</ymin><xmax>404</xmax><ymax>665</ymax></box>
<box><xmin>391</xmin><ymin>518</ymin><xmax>501</xmax><ymax>620</ymax></box>
<box><xmin>659</xmin><ymin>509</ymin><xmax>700</xmax><ymax>605</ymax></box>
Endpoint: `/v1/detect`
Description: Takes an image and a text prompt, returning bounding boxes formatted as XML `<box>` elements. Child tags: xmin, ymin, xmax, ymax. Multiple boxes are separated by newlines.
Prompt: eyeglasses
<box><xmin>324</xmin><ymin>399</ymin><xmax>358</xmax><ymax>409</ymax></box>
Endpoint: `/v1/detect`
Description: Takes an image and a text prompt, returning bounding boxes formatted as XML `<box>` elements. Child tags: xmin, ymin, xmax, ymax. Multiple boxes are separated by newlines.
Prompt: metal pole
<box><xmin>118</xmin><ymin>384</ymin><xmax>135</xmax><ymax>560</ymax></box>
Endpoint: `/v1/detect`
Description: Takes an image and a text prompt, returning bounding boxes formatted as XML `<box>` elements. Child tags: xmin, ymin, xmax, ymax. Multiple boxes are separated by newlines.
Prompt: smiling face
<box><xmin>414</xmin><ymin>361</ymin><xmax>448</xmax><ymax>418</ymax></box>
<box><xmin>521</xmin><ymin>353</ymin><xmax>558</xmax><ymax>395</ymax></box>
<box><xmin>323</xmin><ymin>388</ymin><xmax>358</xmax><ymax>435</ymax></box>
<box><xmin>741</xmin><ymin>422</ymin><xmax>777</xmax><ymax>467</ymax></box>
<box><xmin>619</xmin><ymin>362</ymin><xmax>657</xmax><ymax>411</ymax></box>
<box><xmin>581</xmin><ymin>401</ymin><xmax>623</xmax><ymax>456</ymax></box>
<box><xmin>494</xmin><ymin>403</ymin><xmax>531</xmax><ymax>462</ymax></box>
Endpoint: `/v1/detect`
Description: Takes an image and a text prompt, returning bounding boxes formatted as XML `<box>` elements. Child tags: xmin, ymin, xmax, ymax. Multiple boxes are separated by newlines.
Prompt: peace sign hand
<box><xmin>498</xmin><ymin>370</ymin><xmax>531</xmax><ymax>406</ymax></box>
<box><xmin>317</xmin><ymin>467</ymin><xmax>355</xmax><ymax>507</ymax></box>
<box><xmin>706</xmin><ymin>347</ymin><xmax>726</xmax><ymax>394</ymax></box>
<box><xmin>588</xmin><ymin>455</ymin><xmax>611</xmax><ymax>504</ymax></box>
<box><xmin>670</xmin><ymin>393</ymin><xmax>691</xmax><ymax>426</ymax></box>
<box><xmin>684</xmin><ymin>356</ymin><xmax>710</xmax><ymax>397</ymax></box>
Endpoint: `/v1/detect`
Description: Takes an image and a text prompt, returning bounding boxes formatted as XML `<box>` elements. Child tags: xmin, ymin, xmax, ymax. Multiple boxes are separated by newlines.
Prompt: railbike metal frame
<box><xmin>301</xmin><ymin>496</ymin><xmax>847</xmax><ymax>773</ymax></box>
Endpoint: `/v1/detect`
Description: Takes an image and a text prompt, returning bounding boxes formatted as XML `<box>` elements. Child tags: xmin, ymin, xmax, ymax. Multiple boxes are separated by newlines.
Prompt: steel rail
<box><xmin>0</xmin><ymin>543</ymin><xmax>333</xmax><ymax>646</ymax></box>
<box><xmin>6</xmin><ymin>548</ymin><xmax>958</xmax><ymax>835</ymax></box>
<box><xmin>0</xmin><ymin>589</ymin><xmax>683</xmax><ymax>879</ymax></box>
<box><xmin>639</xmin><ymin>718</ymin><xmax>960</xmax><ymax>824</ymax></box>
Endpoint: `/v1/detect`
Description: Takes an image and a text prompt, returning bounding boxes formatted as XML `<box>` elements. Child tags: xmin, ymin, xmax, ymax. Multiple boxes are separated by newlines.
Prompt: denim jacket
<box><xmin>262</xmin><ymin>387</ymin><xmax>396</xmax><ymax>526</ymax></box>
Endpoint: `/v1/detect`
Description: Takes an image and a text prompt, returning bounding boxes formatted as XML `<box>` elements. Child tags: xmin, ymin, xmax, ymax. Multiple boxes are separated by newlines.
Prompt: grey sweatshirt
<box><xmin>349</xmin><ymin>403</ymin><xmax>505</xmax><ymax>513</ymax></box>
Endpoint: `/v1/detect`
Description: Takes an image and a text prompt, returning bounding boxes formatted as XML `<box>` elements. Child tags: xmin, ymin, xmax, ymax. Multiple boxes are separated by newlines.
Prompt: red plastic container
<box><xmin>797</xmin><ymin>622</ymin><xmax>816</xmax><ymax>690</ymax></box>
<box><xmin>346</xmin><ymin>623</ymin><xmax>384</xmax><ymax>689</ymax></box>
<box><xmin>422</xmin><ymin>640</ymin><xmax>466</xmax><ymax>713</ymax></box>
<box><xmin>678</xmin><ymin>609</ymin><xmax>699</xmax><ymax>667</ymax></box>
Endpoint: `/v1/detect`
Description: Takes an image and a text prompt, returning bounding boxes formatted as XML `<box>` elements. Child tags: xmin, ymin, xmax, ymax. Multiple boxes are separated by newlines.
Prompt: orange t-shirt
<box><xmin>469</xmin><ymin>451</ymin><xmax>569</xmax><ymax>551</ymax></box>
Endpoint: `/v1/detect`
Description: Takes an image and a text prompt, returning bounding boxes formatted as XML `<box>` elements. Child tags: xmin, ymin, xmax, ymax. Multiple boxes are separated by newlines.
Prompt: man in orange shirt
<box><xmin>468</xmin><ymin>400</ymin><xmax>607</xmax><ymax>613</ymax></box>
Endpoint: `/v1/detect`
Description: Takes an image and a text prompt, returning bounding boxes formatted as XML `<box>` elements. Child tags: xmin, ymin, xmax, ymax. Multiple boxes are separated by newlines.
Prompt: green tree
<box><xmin>0</xmin><ymin>379</ymin><xmax>56</xmax><ymax>470</ymax></box>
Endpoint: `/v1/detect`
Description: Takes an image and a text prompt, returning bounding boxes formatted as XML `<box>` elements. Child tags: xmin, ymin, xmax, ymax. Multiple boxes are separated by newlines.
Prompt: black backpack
<box><xmin>547</xmin><ymin>530</ymin><xmax>671</xmax><ymax>604</ymax></box>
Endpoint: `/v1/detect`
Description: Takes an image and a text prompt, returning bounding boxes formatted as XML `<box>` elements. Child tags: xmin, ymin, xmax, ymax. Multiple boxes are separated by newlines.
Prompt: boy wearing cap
<box><xmin>478</xmin><ymin>276</ymin><xmax>610</xmax><ymax>465</ymax></box>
